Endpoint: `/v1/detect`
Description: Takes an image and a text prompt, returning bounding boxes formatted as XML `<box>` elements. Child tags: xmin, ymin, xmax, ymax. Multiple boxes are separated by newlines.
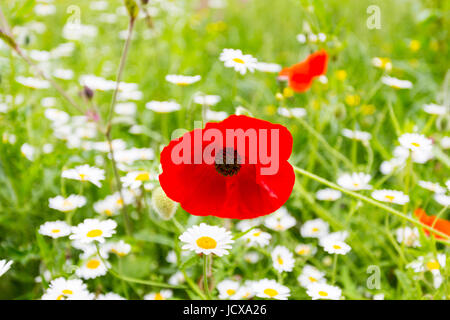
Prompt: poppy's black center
<box><xmin>215</xmin><ymin>148</ymin><xmax>242</xmax><ymax>177</ymax></box>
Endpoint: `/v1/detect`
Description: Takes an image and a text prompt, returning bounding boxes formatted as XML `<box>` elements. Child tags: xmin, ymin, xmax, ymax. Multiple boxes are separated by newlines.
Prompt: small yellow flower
<box><xmin>264</xmin><ymin>105</ymin><xmax>277</xmax><ymax>116</ymax></box>
<box><xmin>283</xmin><ymin>87</ymin><xmax>294</xmax><ymax>98</ymax></box>
<box><xmin>345</xmin><ymin>94</ymin><xmax>360</xmax><ymax>107</ymax></box>
<box><xmin>409</xmin><ymin>40</ymin><xmax>420</xmax><ymax>52</ymax></box>
<box><xmin>360</xmin><ymin>104</ymin><xmax>376</xmax><ymax>115</ymax></box>
<box><xmin>336</xmin><ymin>70</ymin><xmax>347</xmax><ymax>81</ymax></box>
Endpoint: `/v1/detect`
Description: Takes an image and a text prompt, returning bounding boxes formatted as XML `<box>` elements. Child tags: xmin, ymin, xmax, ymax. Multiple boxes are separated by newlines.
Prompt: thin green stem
<box><xmin>203</xmin><ymin>255</ymin><xmax>211</xmax><ymax>299</ymax></box>
<box><xmin>331</xmin><ymin>254</ymin><xmax>338</xmax><ymax>284</ymax></box>
<box><xmin>292</xmin><ymin>165</ymin><xmax>450</xmax><ymax>243</ymax></box>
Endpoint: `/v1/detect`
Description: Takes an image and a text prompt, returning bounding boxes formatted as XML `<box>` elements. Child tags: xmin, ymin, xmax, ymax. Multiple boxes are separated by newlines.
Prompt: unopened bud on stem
<box><xmin>151</xmin><ymin>186</ymin><xmax>178</xmax><ymax>220</ymax></box>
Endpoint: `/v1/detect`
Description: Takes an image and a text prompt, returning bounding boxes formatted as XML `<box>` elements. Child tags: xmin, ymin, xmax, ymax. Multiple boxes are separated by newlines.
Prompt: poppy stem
<box><xmin>292</xmin><ymin>165</ymin><xmax>450</xmax><ymax>244</ymax></box>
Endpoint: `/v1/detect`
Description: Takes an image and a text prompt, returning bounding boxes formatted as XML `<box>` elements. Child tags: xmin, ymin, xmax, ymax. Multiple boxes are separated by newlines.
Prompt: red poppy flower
<box><xmin>159</xmin><ymin>115</ymin><xmax>295</xmax><ymax>219</ymax></box>
<box><xmin>279</xmin><ymin>49</ymin><xmax>328</xmax><ymax>92</ymax></box>
<box><xmin>414</xmin><ymin>208</ymin><xmax>450</xmax><ymax>239</ymax></box>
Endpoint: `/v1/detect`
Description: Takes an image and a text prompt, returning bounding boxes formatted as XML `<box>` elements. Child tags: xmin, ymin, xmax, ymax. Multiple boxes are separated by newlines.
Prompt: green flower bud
<box><xmin>151</xmin><ymin>186</ymin><xmax>178</xmax><ymax>220</ymax></box>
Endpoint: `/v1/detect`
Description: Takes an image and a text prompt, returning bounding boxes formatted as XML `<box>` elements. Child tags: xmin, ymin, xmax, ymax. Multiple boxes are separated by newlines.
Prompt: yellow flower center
<box><xmin>385</xmin><ymin>195</ymin><xmax>395</xmax><ymax>201</ymax></box>
<box><xmin>51</xmin><ymin>229</ymin><xmax>60</xmax><ymax>234</ymax></box>
<box><xmin>233</xmin><ymin>58</ymin><xmax>245</xmax><ymax>64</ymax></box>
<box><xmin>86</xmin><ymin>259</ymin><xmax>100</xmax><ymax>269</ymax></box>
<box><xmin>116</xmin><ymin>199</ymin><xmax>124</xmax><ymax>206</ymax></box>
<box><xmin>312</xmin><ymin>227</ymin><xmax>319</xmax><ymax>232</ymax></box>
<box><xmin>86</xmin><ymin>229</ymin><xmax>103</xmax><ymax>238</ymax></box>
<box><xmin>154</xmin><ymin>293</ymin><xmax>164</xmax><ymax>300</ymax></box>
<box><xmin>333</xmin><ymin>245</ymin><xmax>342</xmax><ymax>250</ymax></box>
<box><xmin>226</xmin><ymin>289</ymin><xmax>236</xmax><ymax>296</ymax></box>
<box><xmin>63</xmin><ymin>200</ymin><xmax>73</xmax><ymax>208</ymax></box>
<box><xmin>297</xmin><ymin>249</ymin><xmax>306</xmax><ymax>255</ymax></box>
<box><xmin>318</xmin><ymin>291</ymin><xmax>328</xmax><ymax>297</ymax></box>
<box><xmin>62</xmin><ymin>289</ymin><xmax>73</xmax><ymax>295</ymax></box>
<box><xmin>264</xmin><ymin>288</ymin><xmax>278</xmax><ymax>297</ymax></box>
<box><xmin>277</xmin><ymin>257</ymin><xmax>284</xmax><ymax>265</ymax></box>
<box><xmin>309</xmin><ymin>277</ymin><xmax>317</xmax><ymax>282</ymax></box>
<box><xmin>426</xmin><ymin>261</ymin><xmax>440</xmax><ymax>270</ymax></box>
<box><xmin>177</xmin><ymin>82</ymin><xmax>189</xmax><ymax>86</ymax></box>
<box><xmin>111</xmin><ymin>249</ymin><xmax>126</xmax><ymax>257</ymax></box>
<box><xmin>79</xmin><ymin>173</ymin><xmax>87</xmax><ymax>181</ymax></box>
<box><xmin>135</xmin><ymin>172</ymin><xmax>150</xmax><ymax>181</ymax></box>
<box><xmin>196</xmin><ymin>236</ymin><xmax>217</xmax><ymax>249</ymax></box>
<box><xmin>253</xmin><ymin>232</ymin><xmax>261</xmax><ymax>237</ymax></box>
<box><xmin>411</xmin><ymin>142</ymin><xmax>420</xmax><ymax>147</ymax></box>
<box><xmin>105</xmin><ymin>209</ymin><xmax>113</xmax><ymax>216</ymax></box>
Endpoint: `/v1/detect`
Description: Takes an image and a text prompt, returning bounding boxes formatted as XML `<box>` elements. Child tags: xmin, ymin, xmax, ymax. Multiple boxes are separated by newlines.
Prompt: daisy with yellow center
<box><xmin>165</xmin><ymin>74</ymin><xmax>201</xmax><ymax>86</ymax></box>
<box><xmin>298</xmin><ymin>265</ymin><xmax>326</xmax><ymax>288</ymax></box>
<box><xmin>41</xmin><ymin>278</ymin><xmax>94</xmax><ymax>300</ymax></box>
<box><xmin>144</xmin><ymin>290</ymin><xmax>173</xmax><ymax>300</ymax></box>
<box><xmin>371</xmin><ymin>57</ymin><xmax>392</xmax><ymax>71</ymax></box>
<box><xmin>295</xmin><ymin>243</ymin><xmax>317</xmax><ymax>257</ymax></box>
<box><xmin>242</xmin><ymin>228</ymin><xmax>271</xmax><ymax>247</ymax></box>
<box><xmin>395</xmin><ymin>227</ymin><xmax>421</xmax><ymax>248</ymax></box>
<box><xmin>121</xmin><ymin>170</ymin><xmax>153</xmax><ymax>189</ymax></box>
<box><xmin>62</xmin><ymin>164</ymin><xmax>105</xmax><ymax>188</ymax></box>
<box><xmin>217</xmin><ymin>279</ymin><xmax>240</xmax><ymax>299</ymax></box>
<box><xmin>105</xmin><ymin>240</ymin><xmax>131</xmax><ymax>257</ymax></box>
<box><xmin>306</xmin><ymin>283</ymin><xmax>342</xmax><ymax>300</ymax></box>
<box><xmin>70</xmin><ymin>218</ymin><xmax>117</xmax><ymax>244</ymax></box>
<box><xmin>320</xmin><ymin>237</ymin><xmax>351</xmax><ymax>255</ymax></box>
<box><xmin>76</xmin><ymin>255</ymin><xmax>108</xmax><ymax>279</ymax></box>
<box><xmin>219</xmin><ymin>48</ymin><xmax>258</xmax><ymax>75</ymax></box>
<box><xmin>381</xmin><ymin>76</ymin><xmax>413</xmax><ymax>89</ymax></box>
<box><xmin>398</xmin><ymin>133</ymin><xmax>432</xmax><ymax>153</ymax></box>
<box><xmin>38</xmin><ymin>220</ymin><xmax>71</xmax><ymax>239</ymax></box>
<box><xmin>371</xmin><ymin>189</ymin><xmax>409</xmax><ymax>205</ymax></box>
<box><xmin>179</xmin><ymin>223</ymin><xmax>234</xmax><ymax>256</ymax></box>
<box><xmin>48</xmin><ymin>195</ymin><xmax>86</xmax><ymax>212</ymax></box>
<box><xmin>254</xmin><ymin>279</ymin><xmax>290</xmax><ymax>300</ymax></box>
<box><xmin>264</xmin><ymin>207</ymin><xmax>296</xmax><ymax>232</ymax></box>
<box><xmin>271</xmin><ymin>246</ymin><xmax>295</xmax><ymax>273</ymax></box>
<box><xmin>300</xmin><ymin>218</ymin><xmax>329</xmax><ymax>238</ymax></box>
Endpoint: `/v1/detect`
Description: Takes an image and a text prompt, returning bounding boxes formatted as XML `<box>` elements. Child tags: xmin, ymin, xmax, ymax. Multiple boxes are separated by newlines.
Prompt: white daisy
<box><xmin>320</xmin><ymin>237</ymin><xmax>351</xmax><ymax>255</ymax></box>
<box><xmin>398</xmin><ymin>133</ymin><xmax>432</xmax><ymax>153</ymax></box>
<box><xmin>244</xmin><ymin>251</ymin><xmax>260</xmax><ymax>264</ymax></box>
<box><xmin>217</xmin><ymin>279</ymin><xmax>240</xmax><ymax>299</ymax></box>
<box><xmin>300</xmin><ymin>219</ymin><xmax>329</xmax><ymax>239</ymax></box>
<box><xmin>371</xmin><ymin>57</ymin><xmax>392</xmax><ymax>71</ymax></box>
<box><xmin>417</xmin><ymin>180</ymin><xmax>446</xmax><ymax>194</ymax></box>
<box><xmin>96</xmin><ymin>292</ymin><xmax>126</xmax><ymax>300</ymax></box>
<box><xmin>434</xmin><ymin>193</ymin><xmax>450</xmax><ymax>206</ymax></box>
<box><xmin>277</xmin><ymin>107</ymin><xmax>307</xmax><ymax>118</ymax></box>
<box><xmin>62</xmin><ymin>165</ymin><xmax>105</xmax><ymax>188</ymax></box>
<box><xmin>120</xmin><ymin>170</ymin><xmax>151</xmax><ymax>189</ymax></box>
<box><xmin>70</xmin><ymin>219</ymin><xmax>117</xmax><ymax>244</ymax></box>
<box><xmin>423</xmin><ymin>103</ymin><xmax>448</xmax><ymax>115</ymax></box>
<box><xmin>168</xmin><ymin>271</ymin><xmax>185</xmax><ymax>285</ymax></box>
<box><xmin>39</xmin><ymin>221</ymin><xmax>71</xmax><ymax>239</ymax></box>
<box><xmin>396</xmin><ymin>227</ymin><xmax>421</xmax><ymax>248</ymax></box>
<box><xmin>21</xmin><ymin>143</ymin><xmax>36</xmax><ymax>160</ymax></box>
<box><xmin>205</xmin><ymin>109</ymin><xmax>228</xmax><ymax>122</ymax></box>
<box><xmin>41</xmin><ymin>278</ymin><xmax>94</xmax><ymax>300</ymax></box>
<box><xmin>242</xmin><ymin>228</ymin><xmax>271</xmax><ymax>247</ymax></box>
<box><xmin>297</xmin><ymin>265</ymin><xmax>326</xmax><ymax>288</ymax></box>
<box><xmin>16</xmin><ymin>76</ymin><xmax>50</xmax><ymax>89</ymax></box>
<box><xmin>306</xmin><ymin>283</ymin><xmax>342</xmax><ymax>300</ymax></box>
<box><xmin>76</xmin><ymin>255</ymin><xmax>109</xmax><ymax>279</ymax></box>
<box><xmin>316</xmin><ymin>188</ymin><xmax>342</xmax><ymax>201</ymax></box>
<box><xmin>337</xmin><ymin>172</ymin><xmax>372</xmax><ymax>191</ymax></box>
<box><xmin>49</xmin><ymin>195</ymin><xmax>87</xmax><ymax>212</ymax></box>
<box><xmin>295</xmin><ymin>243</ymin><xmax>317</xmax><ymax>257</ymax></box>
<box><xmin>146</xmin><ymin>100</ymin><xmax>181</xmax><ymax>113</ymax></box>
<box><xmin>179</xmin><ymin>223</ymin><xmax>234</xmax><ymax>256</ymax></box>
<box><xmin>341</xmin><ymin>129</ymin><xmax>372</xmax><ymax>142</ymax></box>
<box><xmin>219</xmin><ymin>48</ymin><xmax>258</xmax><ymax>75</ymax></box>
<box><xmin>165</xmin><ymin>74</ymin><xmax>201</xmax><ymax>86</ymax></box>
<box><xmin>264</xmin><ymin>207</ymin><xmax>296</xmax><ymax>231</ymax></box>
<box><xmin>254</xmin><ymin>279</ymin><xmax>290</xmax><ymax>300</ymax></box>
<box><xmin>144</xmin><ymin>290</ymin><xmax>173</xmax><ymax>300</ymax></box>
<box><xmin>105</xmin><ymin>240</ymin><xmax>131</xmax><ymax>257</ymax></box>
<box><xmin>254</xmin><ymin>62</ymin><xmax>282</xmax><ymax>73</ymax></box>
<box><xmin>381</xmin><ymin>76</ymin><xmax>412</xmax><ymax>89</ymax></box>
<box><xmin>0</xmin><ymin>259</ymin><xmax>13</xmax><ymax>277</ymax></box>
<box><xmin>193</xmin><ymin>94</ymin><xmax>221</xmax><ymax>106</ymax></box>
<box><xmin>271</xmin><ymin>246</ymin><xmax>295</xmax><ymax>273</ymax></box>
<box><xmin>371</xmin><ymin>189</ymin><xmax>409</xmax><ymax>205</ymax></box>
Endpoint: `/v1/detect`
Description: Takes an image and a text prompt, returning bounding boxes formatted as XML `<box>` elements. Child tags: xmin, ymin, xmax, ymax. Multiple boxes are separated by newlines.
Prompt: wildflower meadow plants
<box><xmin>0</xmin><ymin>0</ymin><xmax>449</xmax><ymax>302</ymax></box>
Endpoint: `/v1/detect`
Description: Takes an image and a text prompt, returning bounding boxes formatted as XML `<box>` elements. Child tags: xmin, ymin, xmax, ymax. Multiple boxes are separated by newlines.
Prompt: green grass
<box><xmin>0</xmin><ymin>0</ymin><xmax>448</xmax><ymax>300</ymax></box>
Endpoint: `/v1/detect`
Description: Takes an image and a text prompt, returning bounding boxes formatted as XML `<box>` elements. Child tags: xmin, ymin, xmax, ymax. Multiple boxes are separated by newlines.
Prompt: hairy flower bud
<box><xmin>151</xmin><ymin>186</ymin><xmax>178</xmax><ymax>220</ymax></box>
<box><xmin>124</xmin><ymin>0</ymin><xmax>140</xmax><ymax>20</ymax></box>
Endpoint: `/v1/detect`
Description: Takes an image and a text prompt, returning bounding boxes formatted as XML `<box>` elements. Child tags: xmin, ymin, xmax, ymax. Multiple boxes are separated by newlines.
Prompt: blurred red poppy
<box><xmin>159</xmin><ymin>115</ymin><xmax>295</xmax><ymax>219</ymax></box>
<box><xmin>279</xmin><ymin>49</ymin><xmax>328</xmax><ymax>92</ymax></box>
<box><xmin>414</xmin><ymin>208</ymin><xmax>450</xmax><ymax>239</ymax></box>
